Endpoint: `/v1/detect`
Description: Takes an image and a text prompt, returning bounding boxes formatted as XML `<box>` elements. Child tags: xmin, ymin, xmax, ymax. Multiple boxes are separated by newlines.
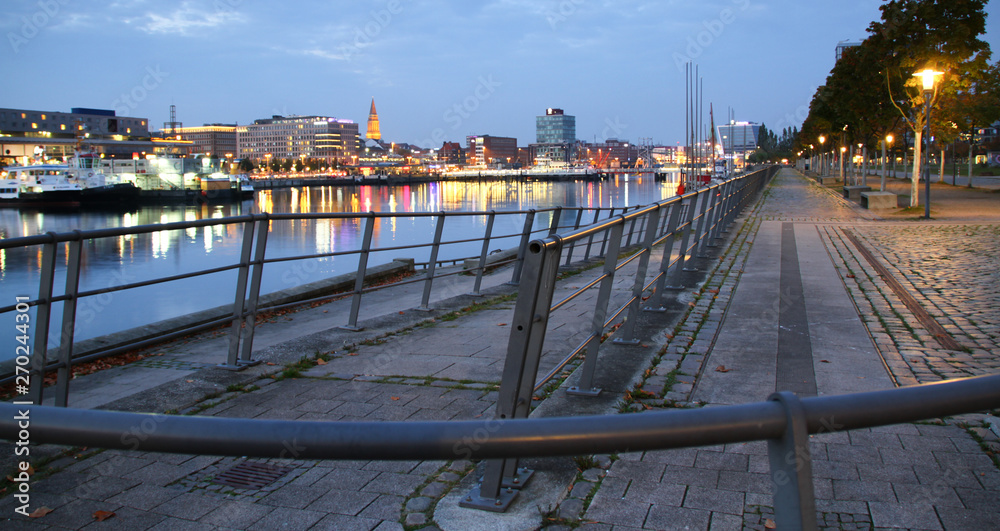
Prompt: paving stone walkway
<box><xmin>2</xmin><ymin>169</ymin><xmax>999</xmax><ymax>530</ymax></box>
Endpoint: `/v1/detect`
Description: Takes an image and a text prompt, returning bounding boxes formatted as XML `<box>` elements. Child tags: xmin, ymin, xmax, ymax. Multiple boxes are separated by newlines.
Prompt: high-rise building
<box><xmin>835</xmin><ymin>40</ymin><xmax>861</xmax><ymax>62</ymax></box>
<box><xmin>237</xmin><ymin>115</ymin><xmax>359</xmax><ymax>163</ymax></box>
<box><xmin>366</xmin><ymin>99</ymin><xmax>381</xmax><ymax>141</ymax></box>
<box><xmin>172</xmin><ymin>124</ymin><xmax>237</xmax><ymax>156</ymax></box>
<box><xmin>536</xmin><ymin>108</ymin><xmax>575</xmax><ymax>144</ymax></box>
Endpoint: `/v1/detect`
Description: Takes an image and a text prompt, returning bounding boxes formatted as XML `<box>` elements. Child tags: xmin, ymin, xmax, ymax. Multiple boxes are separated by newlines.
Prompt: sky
<box><xmin>3</xmin><ymin>0</ymin><xmax>999</xmax><ymax>149</ymax></box>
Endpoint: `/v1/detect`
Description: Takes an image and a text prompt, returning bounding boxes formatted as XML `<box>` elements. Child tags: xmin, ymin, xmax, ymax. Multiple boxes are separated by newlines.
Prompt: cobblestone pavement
<box><xmin>583</xmin><ymin>169</ymin><xmax>1000</xmax><ymax>531</ymax></box>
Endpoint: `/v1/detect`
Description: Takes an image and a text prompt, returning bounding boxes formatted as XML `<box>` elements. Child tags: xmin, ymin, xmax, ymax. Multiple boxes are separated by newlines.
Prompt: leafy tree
<box><xmin>868</xmin><ymin>0</ymin><xmax>991</xmax><ymax>205</ymax></box>
<box><xmin>237</xmin><ymin>158</ymin><xmax>255</xmax><ymax>172</ymax></box>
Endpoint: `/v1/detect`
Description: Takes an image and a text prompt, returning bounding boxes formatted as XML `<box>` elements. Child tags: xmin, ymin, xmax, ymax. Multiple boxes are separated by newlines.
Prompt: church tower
<box><xmin>366</xmin><ymin>98</ymin><xmax>381</xmax><ymax>141</ymax></box>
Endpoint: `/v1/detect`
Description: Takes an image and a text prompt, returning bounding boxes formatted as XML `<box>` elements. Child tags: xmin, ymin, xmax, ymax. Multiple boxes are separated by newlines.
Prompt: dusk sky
<box><xmin>4</xmin><ymin>0</ymin><xmax>999</xmax><ymax>149</ymax></box>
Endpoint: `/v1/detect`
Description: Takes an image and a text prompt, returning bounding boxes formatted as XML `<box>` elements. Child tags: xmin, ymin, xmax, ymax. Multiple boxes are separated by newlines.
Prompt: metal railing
<box><xmin>0</xmin><ymin>201</ymin><xmax>647</xmax><ymax>405</ymax></box>
<box><xmin>2</xmin><ymin>374</ymin><xmax>998</xmax><ymax>530</ymax></box>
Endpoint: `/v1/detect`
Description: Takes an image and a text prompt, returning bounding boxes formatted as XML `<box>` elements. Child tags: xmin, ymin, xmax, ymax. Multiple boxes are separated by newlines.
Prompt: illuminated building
<box><xmin>366</xmin><ymin>99</ymin><xmax>381</xmax><ymax>141</ymax></box>
<box><xmin>716</xmin><ymin>122</ymin><xmax>761</xmax><ymax>155</ymax></box>
<box><xmin>466</xmin><ymin>135</ymin><xmax>517</xmax><ymax>167</ymax></box>
<box><xmin>536</xmin><ymin>108</ymin><xmax>575</xmax><ymax>144</ymax></box>
<box><xmin>171</xmin><ymin>124</ymin><xmax>237</xmax><ymax>156</ymax></box>
<box><xmin>237</xmin><ymin>115</ymin><xmax>360</xmax><ymax>164</ymax></box>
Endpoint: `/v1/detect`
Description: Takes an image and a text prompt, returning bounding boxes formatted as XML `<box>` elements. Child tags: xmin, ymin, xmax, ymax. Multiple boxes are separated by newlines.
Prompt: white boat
<box><xmin>1</xmin><ymin>164</ymin><xmax>84</xmax><ymax>205</ymax></box>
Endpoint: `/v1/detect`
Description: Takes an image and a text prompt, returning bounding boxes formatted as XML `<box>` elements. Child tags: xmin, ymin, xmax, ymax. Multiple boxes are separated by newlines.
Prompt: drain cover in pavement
<box><xmin>211</xmin><ymin>461</ymin><xmax>294</xmax><ymax>490</ymax></box>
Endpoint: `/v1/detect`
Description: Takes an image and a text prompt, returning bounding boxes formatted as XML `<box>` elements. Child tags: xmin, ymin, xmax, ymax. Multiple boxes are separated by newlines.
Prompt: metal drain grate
<box><xmin>211</xmin><ymin>461</ymin><xmax>294</xmax><ymax>490</ymax></box>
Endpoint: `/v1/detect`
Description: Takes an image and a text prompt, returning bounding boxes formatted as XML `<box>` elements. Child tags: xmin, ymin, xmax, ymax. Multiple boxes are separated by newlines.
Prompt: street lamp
<box><xmin>839</xmin><ymin>146</ymin><xmax>847</xmax><ymax>181</ymax></box>
<box><xmin>818</xmin><ymin>135</ymin><xmax>826</xmax><ymax>176</ymax></box>
<box><xmin>914</xmin><ymin>67</ymin><xmax>943</xmax><ymax>219</ymax></box>
<box><xmin>881</xmin><ymin>134</ymin><xmax>893</xmax><ymax>191</ymax></box>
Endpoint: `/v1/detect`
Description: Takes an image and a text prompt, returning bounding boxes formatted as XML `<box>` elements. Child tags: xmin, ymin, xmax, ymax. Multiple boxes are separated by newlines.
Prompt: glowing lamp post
<box><xmin>839</xmin><ymin>146</ymin><xmax>846</xmax><ymax>181</ymax></box>
<box><xmin>881</xmin><ymin>134</ymin><xmax>893</xmax><ymax>191</ymax></box>
<box><xmin>818</xmin><ymin>135</ymin><xmax>826</xmax><ymax>176</ymax></box>
<box><xmin>914</xmin><ymin>67</ymin><xmax>943</xmax><ymax>219</ymax></box>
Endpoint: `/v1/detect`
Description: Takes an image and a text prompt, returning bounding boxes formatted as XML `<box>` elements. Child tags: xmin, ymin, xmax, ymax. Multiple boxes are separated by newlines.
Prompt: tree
<box><xmin>868</xmin><ymin>0</ymin><xmax>991</xmax><ymax>206</ymax></box>
<box><xmin>237</xmin><ymin>158</ymin><xmax>255</xmax><ymax>172</ymax></box>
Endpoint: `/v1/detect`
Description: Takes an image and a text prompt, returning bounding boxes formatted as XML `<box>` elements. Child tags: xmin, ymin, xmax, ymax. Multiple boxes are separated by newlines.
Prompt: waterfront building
<box><xmin>437</xmin><ymin>142</ymin><xmax>466</xmax><ymax>164</ymax></box>
<box><xmin>577</xmin><ymin>139</ymin><xmax>638</xmax><ymax>168</ymax></box>
<box><xmin>237</xmin><ymin>115</ymin><xmax>359</xmax><ymax>164</ymax></box>
<box><xmin>536</xmin><ymin>108</ymin><xmax>575</xmax><ymax>144</ymax></box>
<box><xmin>171</xmin><ymin>124</ymin><xmax>237</xmax><ymax>157</ymax></box>
<box><xmin>716</xmin><ymin>122</ymin><xmax>761</xmax><ymax>156</ymax></box>
<box><xmin>366</xmin><ymin>99</ymin><xmax>381</xmax><ymax>141</ymax></box>
<box><xmin>466</xmin><ymin>135</ymin><xmax>517</xmax><ymax>167</ymax></box>
<box><xmin>0</xmin><ymin>106</ymin><xmax>186</xmax><ymax>165</ymax></box>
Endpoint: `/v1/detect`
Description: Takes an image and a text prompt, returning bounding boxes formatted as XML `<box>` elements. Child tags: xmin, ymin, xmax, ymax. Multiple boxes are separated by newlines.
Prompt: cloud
<box><xmin>128</xmin><ymin>1</ymin><xmax>246</xmax><ymax>36</ymax></box>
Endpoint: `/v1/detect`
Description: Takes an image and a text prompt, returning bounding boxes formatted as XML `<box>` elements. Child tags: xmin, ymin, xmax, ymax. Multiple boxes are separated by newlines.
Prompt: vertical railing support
<box><xmin>583</xmin><ymin>209</ymin><xmax>601</xmax><ymax>261</ymax></box>
<box><xmin>688</xmin><ymin>189</ymin><xmax>712</xmax><ymax>263</ymax></box>
<box><xmin>28</xmin><ymin>235</ymin><xmax>58</xmax><ymax>405</ymax></box>
<box><xmin>548</xmin><ymin>207</ymin><xmax>563</xmax><ymax>236</ymax></box>
<box><xmin>418</xmin><ymin>213</ymin><xmax>447</xmax><ymax>311</ymax></box>
<box><xmin>647</xmin><ymin>199</ymin><xmax>684</xmax><ymax>310</ymax></box>
<box><xmin>698</xmin><ymin>184</ymin><xmax>721</xmax><ymax>255</ymax></box>
<box><xmin>614</xmin><ymin>206</ymin><xmax>661</xmax><ymax>344</ymax></box>
<box><xmin>768</xmin><ymin>392</ymin><xmax>818</xmax><ymax>531</ymax></box>
<box><xmin>598</xmin><ymin>208</ymin><xmax>616</xmax><ymax>258</ymax></box>
<box><xmin>54</xmin><ymin>234</ymin><xmax>84</xmax><ymax>408</ymax></box>
<box><xmin>222</xmin><ymin>219</ymin><xmax>257</xmax><ymax>370</ymax></box>
<box><xmin>470</xmin><ymin>211</ymin><xmax>496</xmax><ymax>297</ymax></box>
<box><xmin>568</xmin><ymin>219</ymin><xmax>625</xmax><ymax>396</ymax></box>
<box><xmin>237</xmin><ymin>216</ymin><xmax>269</xmax><ymax>366</ymax></box>
<box><xmin>665</xmin><ymin>196</ymin><xmax>696</xmax><ymax>288</ymax></box>
<box><xmin>565</xmin><ymin>209</ymin><xmax>585</xmax><ymax>266</ymax></box>
<box><xmin>509</xmin><ymin>210</ymin><xmax>536</xmax><ymax>285</ymax></box>
<box><xmin>463</xmin><ymin>237</ymin><xmax>562</xmax><ymax>512</ymax></box>
<box><xmin>342</xmin><ymin>212</ymin><xmax>377</xmax><ymax>330</ymax></box>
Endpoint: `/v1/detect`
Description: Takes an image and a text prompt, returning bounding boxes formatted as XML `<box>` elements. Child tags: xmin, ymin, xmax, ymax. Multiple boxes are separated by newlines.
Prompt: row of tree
<box><xmin>236</xmin><ymin>157</ymin><xmax>342</xmax><ymax>173</ymax></box>
<box><xmin>796</xmin><ymin>0</ymin><xmax>1000</xmax><ymax>205</ymax></box>
<box><xmin>749</xmin><ymin>125</ymin><xmax>799</xmax><ymax>163</ymax></box>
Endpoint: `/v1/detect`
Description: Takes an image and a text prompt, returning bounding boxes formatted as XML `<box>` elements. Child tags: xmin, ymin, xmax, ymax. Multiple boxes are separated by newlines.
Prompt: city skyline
<box><xmin>4</xmin><ymin>1</ymin><xmax>1000</xmax><ymax>149</ymax></box>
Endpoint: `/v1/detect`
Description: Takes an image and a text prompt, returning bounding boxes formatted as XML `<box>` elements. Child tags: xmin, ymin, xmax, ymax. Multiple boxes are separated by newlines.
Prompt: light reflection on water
<box><xmin>0</xmin><ymin>176</ymin><xmax>678</xmax><ymax>357</ymax></box>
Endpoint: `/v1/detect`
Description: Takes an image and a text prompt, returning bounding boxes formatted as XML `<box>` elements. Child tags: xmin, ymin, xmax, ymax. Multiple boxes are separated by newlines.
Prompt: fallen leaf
<box><xmin>820</xmin><ymin>359</ymin><xmax>831</xmax><ymax>363</ymax></box>
<box><xmin>348</xmin><ymin>352</ymin><xmax>359</xmax><ymax>356</ymax></box>
<box><xmin>322</xmin><ymin>310</ymin><xmax>328</xmax><ymax>313</ymax></box>
<box><xmin>708</xmin><ymin>288</ymin><xmax>720</xmax><ymax>294</ymax></box>
<box><xmin>265</xmin><ymin>362</ymin><xmax>276</xmax><ymax>366</ymax></box>
<box><xmin>640</xmin><ymin>344</ymin><xmax>649</xmax><ymax>348</ymax></box>
<box><xmin>846</xmin><ymin>274</ymin><xmax>856</xmax><ymax>278</ymax></box>
<box><xmin>764</xmin><ymin>518</ymin><xmax>776</xmax><ymax>529</ymax></box>
<box><xmin>399</xmin><ymin>311</ymin><xmax>404</xmax><ymax>314</ymax></box>
<box><xmin>714</xmin><ymin>365</ymin><xmax>731</xmax><ymax>373</ymax></box>
<box><xmin>498</xmin><ymin>323</ymin><xmax>507</xmax><ymax>326</ymax></box>
<box><xmin>29</xmin><ymin>507</ymin><xmax>53</xmax><ymax>518</ymax></box>
<box><xmin>688</xmin><ymin>301</ymin><xmax>696</xmax><ymax>307</ymax></box>
<box><xmin>390</xmin><ymin>396</ymin><xmax>400</xmax><ymax>401</ymax></box>
<box><xmin>315</xmin><ymin>359</ymin><xmax>327</xmax><ymax>365</ymax></box>
<box><xmin>185</xmin><ymin>380</ymin><xmax>194</xmax><ymax>383</ymax></box>
<box><xmin>26</xmin><ymin>465</ymin><xmax>34</xmax><ymax>476</ymax></box>
<box><xmin>92</xmin><ymin>510</ymin><xmax>116</xmax><ymax>522</ymax></box>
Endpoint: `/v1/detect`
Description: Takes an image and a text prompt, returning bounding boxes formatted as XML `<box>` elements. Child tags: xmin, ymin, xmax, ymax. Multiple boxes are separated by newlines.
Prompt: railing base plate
<box><xmin>501</xmin><ymin>467</ymin><xmax>534</xmax><ymax>489</ymax></box>
<box><xmin>682</xmin><ymin>267</ymin><xmax>701</xmax><ymax>272</ymax></box>
<box><xmin>612</xmin><ymin>338</ymin><xmax>641</xmax><ymax>346</ymax></box>
<box><xmin>460</xmin><ymin>485</ymin><xmax>518</xmax><ymax>512</ymax></box>
<box><xmin>567</xmin><ymin>386</ymin><xmax>602</xmax><ymax>397</ymax></box>
<box><xmin>337</xmin><ymin>325</ymin><xmax>365</xmax><ymax>332</ymax></box>
<box><xmin>643</xmin><ymin>306</ymin><xmax>668</xmax><ymax>313</ymax></box>
<box><xmin>216</xmin><ymin>359</ymin><xmax>262</xmax><ymax>371</ymax></box>
<box><xmin>663</xmin><ymin>285</ymin><xmax>686</xmax><ymax>291</ymax></box>
<box><xmin>414</xmin><ymin>307</ymin><xmax>434</xmax><ymax>312</ymax></box>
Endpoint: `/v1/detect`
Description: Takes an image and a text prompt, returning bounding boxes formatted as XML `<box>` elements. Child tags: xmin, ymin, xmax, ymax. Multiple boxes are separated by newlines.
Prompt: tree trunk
<box><xmin>938</xmin><ymin>148</ymin><xmax>945</xmax><ymax>183</ymax></box>
<box><xmin>911</xmin><ymin>130</ymin><xmax>922</xmax><ymax>207</ymax></box>
<box><xmin>968</xmin><ymin>143</ymin><xmax>974</xmax><ymax>188</ymax></box>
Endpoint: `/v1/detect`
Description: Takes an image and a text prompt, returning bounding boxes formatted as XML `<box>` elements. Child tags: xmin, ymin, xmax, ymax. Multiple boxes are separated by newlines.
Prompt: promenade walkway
<box><xmin>2</xmin><ymin>168</ymin><xmax>999</xmax><ymax>530</ymax></box>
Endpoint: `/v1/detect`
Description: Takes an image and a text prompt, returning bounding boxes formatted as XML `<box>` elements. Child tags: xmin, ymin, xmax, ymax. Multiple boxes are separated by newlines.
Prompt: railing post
<box><xmin>470</xmin><ymin>211</ymin><xmax>496</xmax><ymax>297</ymax></box>
<box><xmin>614</xmin><ymin>206</ymin><xmax>661</xmax><ymax>344</ymax></box>
<box><xmin>342</xmin><ymin>213</ymin><xmax>376</xmax><ymax>330</ymax></box>
<box><xmin>464</xmin><ymin>237</ymin><xmax>562</xmax><ymax>512</ymax></box>
<box><xmin>712</xmin><ymin>180</ymin><xmax>734</xmax><ymax>239</ymax></box>
<box><xmin>237</xmin><ymin>216</ymin><xmax>269</xmax><ymax>366</ymax></box>
<box><xmin>583</xmin><ymin>208</ymin><xmax>601</xmax><ymax>261</ymax></box>
<box><xmin>698</xmin><ymin>184</ymin><xmax>721</xmax><ymax>254</ymax></box>
<box><xmin>54</xmin><ymin>234</ymin><xmax>84</xmax><ymax>408</ymax></box>
<box><xmin>689</xmin><ymin>188</ymin><xmax>712</xmax><ymax>262</ymax></box>
<box><xmin>568</xmin><ymin>219</ymin><xmax>625</xmax><ymax>397</ymax></box>
<box><xmin>598</xmin><ymin>207</ymin><xmax>616</xmax><ymax>258</ymax></box>
<box><xmin>418</xmin><ymin>213</ymin><xmax>447</xmax><ymax>311</ymax></box>
<box><xmin>565</xmin><ymin>208</ymin><xmax>585</xmax><ymax>266</ymax></box>
<box><xmin>222</xmin><ymin>219</ymin><xmax>257</xmax><ymax>370</ymax></box>
<box><xmin>548</xmin><ymin>206</ymin><xmax>563</xmax><ymax>236</ymax></box>
<box><xmin>647</xmin><ymin>200</ymin><xmax>684</xmax><ymax>310</ymax></box>
<box><xmin>768</xmin><ymin>392</ymin><xmax>818</xmax><ymax>531</ymax></box>
<box><xmin>665</xmin><ymin>196</ymin><xmax>696</xmax><ymax>289</ymax></box>
<box><xmin>28</xmin><ymin>235</ymin><xmax>57</xmax><ymax>405</ymax></box>
<box><xmin>509</xmin><ymin>210</ymin><xmax>535</xmax><ymax>285</ymax></box>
